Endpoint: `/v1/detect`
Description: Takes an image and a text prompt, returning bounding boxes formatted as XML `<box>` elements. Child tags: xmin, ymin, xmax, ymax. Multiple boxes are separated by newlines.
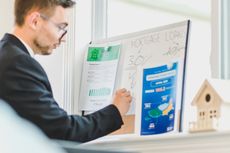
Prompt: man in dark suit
<box><xmin>0</xmin><ymin>0</ymin><xmax>132</xmax><ymax>143</ymax></box>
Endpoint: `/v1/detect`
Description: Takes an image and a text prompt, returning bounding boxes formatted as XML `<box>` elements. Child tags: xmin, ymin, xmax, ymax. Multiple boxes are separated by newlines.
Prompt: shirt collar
<box><xmin>14</xmin><ymin>35</ymin><xmax>35</xmax><ymax>58</ymax></box>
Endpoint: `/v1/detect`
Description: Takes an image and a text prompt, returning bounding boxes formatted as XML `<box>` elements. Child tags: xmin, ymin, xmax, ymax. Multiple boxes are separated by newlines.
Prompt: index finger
<box><xmin>116</xmin><ymin>88</ymin><xmax>127</xmax><ymax>94</ymax></box>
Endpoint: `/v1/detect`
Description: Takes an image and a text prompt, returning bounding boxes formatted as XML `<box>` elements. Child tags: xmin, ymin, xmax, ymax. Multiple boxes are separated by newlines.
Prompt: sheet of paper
<box><xmin>79</xmin><ymin>44</ymin><xmax>120</xmax><ymax>111</ymax></box>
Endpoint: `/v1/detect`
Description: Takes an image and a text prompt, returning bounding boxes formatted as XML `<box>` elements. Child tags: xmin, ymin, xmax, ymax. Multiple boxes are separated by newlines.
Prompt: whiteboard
<box><xmin>90</xmin><ymin>20</ymin><xmax>190</xmax><ymax>132</ymax></box>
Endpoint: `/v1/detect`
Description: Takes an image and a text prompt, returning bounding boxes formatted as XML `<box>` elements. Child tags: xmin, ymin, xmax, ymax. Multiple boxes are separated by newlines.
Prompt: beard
<box><xmin>33</xmin><ymin>39</ymin><xmax>52</xmax><ymax>55</ymax></box>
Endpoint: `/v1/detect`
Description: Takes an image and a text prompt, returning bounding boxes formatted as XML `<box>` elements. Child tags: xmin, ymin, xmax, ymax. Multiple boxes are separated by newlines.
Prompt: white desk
<box><xmin>82</xmin><ymin>131</ymin><xmax>230</xmax><ymax>153</ymax></box>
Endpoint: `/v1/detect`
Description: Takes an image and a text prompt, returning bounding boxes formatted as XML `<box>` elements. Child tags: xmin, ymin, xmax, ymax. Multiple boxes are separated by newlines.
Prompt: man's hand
<box><xmin>112</xmin><ymin>88</ymin><xmax>132</xmax><ymax>116</ymax></box>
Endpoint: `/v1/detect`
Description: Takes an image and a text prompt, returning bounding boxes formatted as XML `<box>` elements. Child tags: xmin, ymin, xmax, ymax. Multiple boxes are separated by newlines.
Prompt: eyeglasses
<box><xmin>39</xmin><ymin>13</ymin><xmax>68</xmax><ymax>43</ymax></box>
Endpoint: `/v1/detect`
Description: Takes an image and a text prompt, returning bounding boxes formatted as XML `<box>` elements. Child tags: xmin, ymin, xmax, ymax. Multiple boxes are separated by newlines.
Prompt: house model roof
<box><xmin>191</xmin><ymin>78</ymin><xmax>230</xmax><ymax>105</ymax></box>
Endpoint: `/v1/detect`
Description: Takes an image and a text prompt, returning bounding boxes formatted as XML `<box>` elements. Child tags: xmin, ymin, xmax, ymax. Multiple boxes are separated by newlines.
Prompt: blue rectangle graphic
<box><xmin>141</xmin><ymin>62</ymin><xmax>178</xmax><ymax>135</ymax></box>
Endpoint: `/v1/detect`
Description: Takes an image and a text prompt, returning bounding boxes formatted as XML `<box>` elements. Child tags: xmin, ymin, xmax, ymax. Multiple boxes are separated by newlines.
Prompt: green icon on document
<box><xmin>87</xmin><ymin>45</ymin><xmax>120</xmax><ymax>62</ymax></box>
<box><xmin>90</xmin><ymin>49</ymin><xmax>100</xmax><ymax>61</ymax></box>
<box><xmin>87</xmin><ymin>48</ymin><xmax>103</xmax><ymax>61</ymax></box>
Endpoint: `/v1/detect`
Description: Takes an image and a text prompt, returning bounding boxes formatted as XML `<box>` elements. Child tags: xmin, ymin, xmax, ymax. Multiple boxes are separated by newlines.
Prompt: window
<box><xmin>220</xmin><ymin>0</ymin><xmax>230</xmax><ymax>79</ymax></box>
<box><xmin>205</xmin><ymin>94</ymin><xmax>211</xmax><ymax>102</ymax></box>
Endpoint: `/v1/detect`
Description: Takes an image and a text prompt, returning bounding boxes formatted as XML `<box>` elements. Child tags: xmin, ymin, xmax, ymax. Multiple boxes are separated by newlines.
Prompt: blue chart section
<box><xmin>141</xmin><ymin>62</ymin><xmax>178</xmax><ymax>135</ymax></box>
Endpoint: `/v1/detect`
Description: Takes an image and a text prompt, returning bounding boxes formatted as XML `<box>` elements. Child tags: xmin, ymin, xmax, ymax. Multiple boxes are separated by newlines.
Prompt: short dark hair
<box><xmin>14</xmin><ymin>0</ymin><xmax>75</xmax><ymax>26</ymax></box>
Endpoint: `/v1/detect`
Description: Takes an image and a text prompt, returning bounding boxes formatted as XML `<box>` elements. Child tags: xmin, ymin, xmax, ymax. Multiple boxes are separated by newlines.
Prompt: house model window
<box><xmin>205</xmin><ymin>94</ymin><xmax>211</xmax><ymax>102</ymax></box>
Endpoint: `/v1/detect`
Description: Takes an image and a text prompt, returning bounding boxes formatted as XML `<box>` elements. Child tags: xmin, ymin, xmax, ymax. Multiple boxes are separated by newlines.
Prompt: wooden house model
<box><xmin>189</xmin><ymin>79</ymin><xmax>230</xmax><ymax>132</ymax></box>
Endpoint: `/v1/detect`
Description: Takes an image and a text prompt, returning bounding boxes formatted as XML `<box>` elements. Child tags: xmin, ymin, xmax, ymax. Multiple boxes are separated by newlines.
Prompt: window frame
<box><xmin>91</xmin><ymin>0</ymin><xmax>108</xmax><ymax>40</ymax></box>
<box><xmin>220</xmin><ymin>0</ymin><xmax>230</xmax><ymax>79</ymax></box>
<box><xmin>92</xmin><ymin>0</ymin><xmax>221</xmax><ymax>79</ymax></box>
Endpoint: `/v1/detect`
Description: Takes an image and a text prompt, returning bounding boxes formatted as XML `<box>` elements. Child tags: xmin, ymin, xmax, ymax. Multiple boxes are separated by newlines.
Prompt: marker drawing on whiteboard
<box><xmin>163</xmin><ymin>42</ymin><xmax>185</xmax><ymax>57</ymax></box>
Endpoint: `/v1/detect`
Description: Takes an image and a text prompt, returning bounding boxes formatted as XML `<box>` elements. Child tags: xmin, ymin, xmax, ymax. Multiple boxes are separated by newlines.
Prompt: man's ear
<box><xmin>26</xmin><ymin>12</ymin><xmax>41</xmax><ymax>30</ymax></box>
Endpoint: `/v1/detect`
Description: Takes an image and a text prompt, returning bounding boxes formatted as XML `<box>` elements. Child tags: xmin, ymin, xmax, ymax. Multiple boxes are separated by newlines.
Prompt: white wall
<box><xmin>0</xmin><ymin>1</ymin><xmax>14</xmax><ymax>37</ymax></box>
<box><xmin>73</xmin><ymin>0</ymin><xmax>92</xmax><ymax>114</ymax></box>
<box><xmin>35</xmin><ymin>51</ymin><xmax>64</xmax><ymax>107</ymax></box>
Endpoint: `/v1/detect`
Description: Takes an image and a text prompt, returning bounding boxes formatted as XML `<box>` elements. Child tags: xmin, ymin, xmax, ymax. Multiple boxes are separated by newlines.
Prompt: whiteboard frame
<box><xmin>90</xmin><ymin>20</ymin><xmax>191</xmax><ymax>132</ymax></box>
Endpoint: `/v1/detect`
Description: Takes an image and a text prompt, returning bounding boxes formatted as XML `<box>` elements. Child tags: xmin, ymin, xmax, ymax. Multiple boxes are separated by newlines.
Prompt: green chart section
<box><xmin>87</xmin><ymin>45</ymin><xmax>120</xmax><ymax>62</ymax></box>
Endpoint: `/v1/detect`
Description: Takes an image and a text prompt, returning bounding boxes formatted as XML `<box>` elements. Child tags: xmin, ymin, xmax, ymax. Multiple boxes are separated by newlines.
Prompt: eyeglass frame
<box><xmin>39</xmin><ymin>13</ymin><xmax>68</xmax><ymax>43</ymax></box>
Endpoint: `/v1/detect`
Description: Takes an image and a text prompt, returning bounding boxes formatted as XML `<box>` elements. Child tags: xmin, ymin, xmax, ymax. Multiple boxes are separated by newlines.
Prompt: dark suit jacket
<box><xmin>0</xmin><ymin>34</ymin><xmax>123</xmax><ymax>142</ymax></box>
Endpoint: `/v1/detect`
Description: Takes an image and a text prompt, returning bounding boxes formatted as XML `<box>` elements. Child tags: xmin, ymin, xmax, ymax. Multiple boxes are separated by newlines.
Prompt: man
<box><xmin>0</xmin><ymin>0</ymin><xmax>132</xmax><ymax>143</ymax></box>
